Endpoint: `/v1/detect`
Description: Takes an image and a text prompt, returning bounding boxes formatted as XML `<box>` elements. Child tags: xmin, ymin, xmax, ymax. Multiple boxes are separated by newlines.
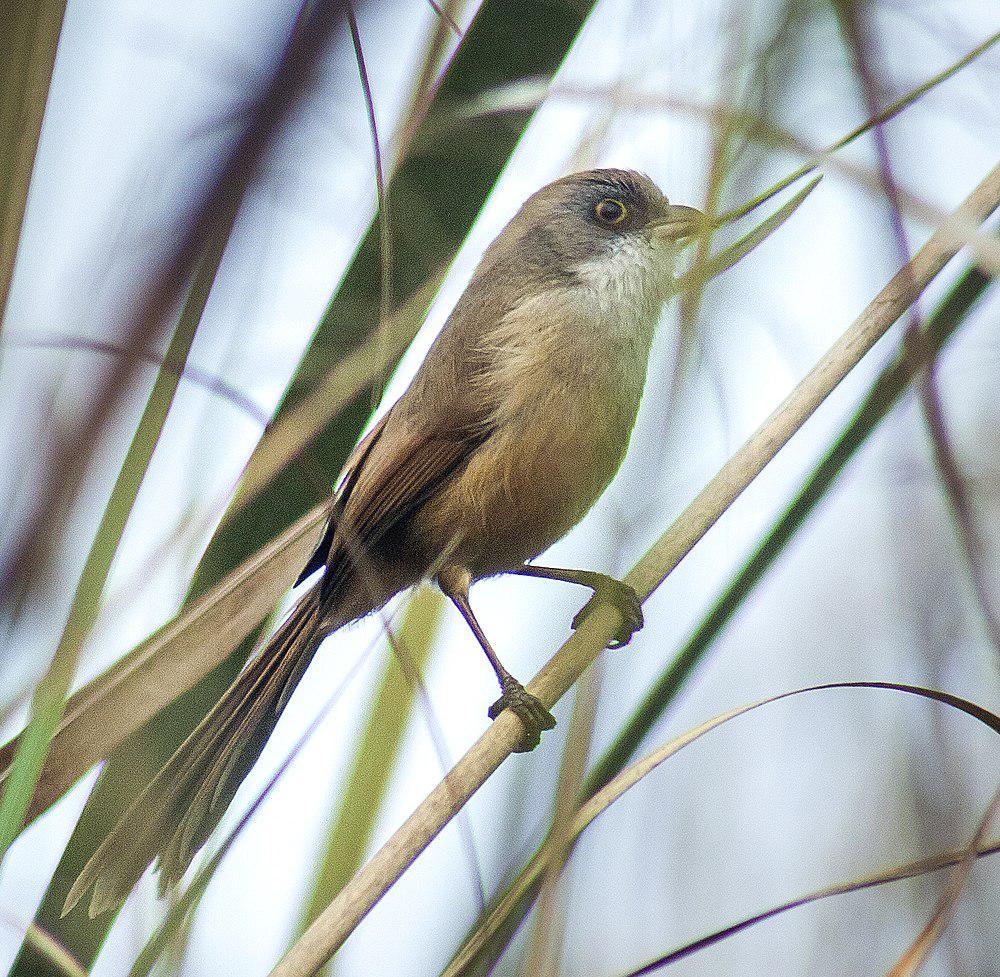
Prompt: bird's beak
<box><xmin>650</xmin><ymin>204</ymin><xmax>705</xmax><ymax>246</ymax></box>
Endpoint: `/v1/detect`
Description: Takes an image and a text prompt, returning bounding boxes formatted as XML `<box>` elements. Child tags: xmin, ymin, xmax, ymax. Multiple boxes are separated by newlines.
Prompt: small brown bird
<box><xmin>66</xmin><ymin>168</ymin><xmax>702</xmax><ymax>917</ymax></box>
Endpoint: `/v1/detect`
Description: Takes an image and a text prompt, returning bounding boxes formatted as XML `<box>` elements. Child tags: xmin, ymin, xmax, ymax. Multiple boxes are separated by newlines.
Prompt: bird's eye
<box><xmin>594</xmin><ymin>198</ymin><xmax>627</xmax><ymax>225</ymax></box>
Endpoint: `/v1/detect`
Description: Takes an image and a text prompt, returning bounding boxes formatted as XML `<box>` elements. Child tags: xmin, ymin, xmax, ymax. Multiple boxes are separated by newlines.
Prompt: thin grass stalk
<box><xmin>886</xmin><ymin>787</ymin><xmax>1000</xmax><ymax>977</ymax></box>
<box><xmin>270</xmin><ymin>160</ymin><xmax>1000</xmax><ymax>977</ymax></box>
<box><xmin>344</xmin><ymin>1</ymin><xmax>392</xmax><ymax>420</ymax></box>
<box><xmin>295</xmin><ymin>7</ymin><xmax>441</xmax><ymax>940</ymax></box>
<box><xmin>298</xmin><ymin>587</ymin><xmax>444</xmax><ymax>931</ymax></box>
<box><xmin>716</xmin><ymin>29</ymin><xmax>1000</xmax><ymax>225</ymax></box>
<box><xmin>835</xmin><ymin>1</ymin><xmax>1000</xmax><ymax>642</ymax></box>
<box><xmin>396</xmin><ymin>0</ymin><xmax>465</xmax><ymax>162</ymax></box>
<box><xmin>674</xmin><ymin>3</ymin><xmax>745</xmax><ymax>382</ymax></box>
<box><xmin>5</xmin><ymin>333</ymin><xmax>268</xmax><ymax>424</ymax></box>
<box><xmin>0</xmin><ymin>221</ymin><xmax>232</xmax><ymax>861</ymax></box>
<box><xmin>520</xmin><ymin>664</ymin><xmax>602</xmax><ymax>977</ymax></box>
<box><xmin>846</xmin><ymin>11</ymin><xmax>1000</xmax><ymax>660</ymax></box>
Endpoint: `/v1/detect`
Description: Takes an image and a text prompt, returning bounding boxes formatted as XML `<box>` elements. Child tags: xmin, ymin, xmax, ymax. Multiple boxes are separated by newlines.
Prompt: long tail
<box><xmin>65</xmin><ymin>585</ymin><xmax>328</xmax><ymax>918</ymax></box>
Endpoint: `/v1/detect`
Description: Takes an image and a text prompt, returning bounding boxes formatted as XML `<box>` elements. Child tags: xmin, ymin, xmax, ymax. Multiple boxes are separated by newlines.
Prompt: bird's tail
<box><xmin>65</xmin><ymin>584</ymin><xmax>329</xmax><ymax>918</ymax></box>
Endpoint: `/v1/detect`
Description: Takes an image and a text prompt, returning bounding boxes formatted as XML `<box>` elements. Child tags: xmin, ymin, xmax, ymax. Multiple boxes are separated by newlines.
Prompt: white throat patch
<box><xmin>572</xmin><ymin>234</ymin><xmax>676</xmax><ymax>345</ymax></box>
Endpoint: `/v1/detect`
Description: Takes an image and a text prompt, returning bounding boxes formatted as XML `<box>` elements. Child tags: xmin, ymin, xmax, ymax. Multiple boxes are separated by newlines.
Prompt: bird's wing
<box><xmin>319</xmin><ymin>415</ymin><xmax>489</xmax><ymax>598</ymax></box>
<box><xmin>299</xmin><ymin>288</ymin><xmax>496</xmax><ymax>591</ymax></box>
<box><xmin>295</xmin><ymin>409</ymin><xmax>394</xmax><ymax>585</ymax></box>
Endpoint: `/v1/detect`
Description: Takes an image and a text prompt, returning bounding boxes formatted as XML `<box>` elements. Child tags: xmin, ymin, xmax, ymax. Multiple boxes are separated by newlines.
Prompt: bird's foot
<box><xmin>488</xmin><ymin>678</ymin><xmax>556</xmax><ymax>752</ymax></box>
<box><xmin>571</xmin><ymin>576</ymin><xmax>644</xmax><ymax>648</ymax></box>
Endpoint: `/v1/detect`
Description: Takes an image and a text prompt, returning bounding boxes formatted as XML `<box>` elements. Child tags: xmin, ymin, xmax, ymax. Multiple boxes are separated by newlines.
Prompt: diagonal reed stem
<box><xmin>268</xmin><ymin>164</ymin><xmax>1000</xmax><ymax>977</ymax></box>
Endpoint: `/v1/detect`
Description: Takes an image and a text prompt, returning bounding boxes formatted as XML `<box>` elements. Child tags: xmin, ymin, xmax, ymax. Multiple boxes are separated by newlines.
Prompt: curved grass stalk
<box><xmin>448</xmin><ymin>683</ymin><xmax>1000</xmax><ymax>977</ymax></box>
<box><xmin>618</xmin><ymin>831</ymin><xmax>1000</xmax><ymax>976</ymax></box>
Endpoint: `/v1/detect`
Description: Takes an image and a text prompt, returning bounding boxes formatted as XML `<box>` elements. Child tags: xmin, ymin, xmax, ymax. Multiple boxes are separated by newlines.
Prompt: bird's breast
<box><xmin>419</xmin><ymin>283</ymin><xmax>657</xmax><ymax>576</ymax></box>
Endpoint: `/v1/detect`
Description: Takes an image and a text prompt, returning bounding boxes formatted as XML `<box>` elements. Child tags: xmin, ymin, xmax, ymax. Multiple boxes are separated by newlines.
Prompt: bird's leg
<box><xmin>512</xmin><ymin>564</ymin><xmax>644</xmax><ymax>649</ymax></box>
<box><xmin>437</xmin><ymin>565</ymin><xmax>556</xmax><ymax>752</ymax></box>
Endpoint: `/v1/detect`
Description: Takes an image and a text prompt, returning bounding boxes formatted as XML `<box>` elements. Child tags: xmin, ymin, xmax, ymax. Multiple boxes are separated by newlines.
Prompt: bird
<box><xmin>65</xmin><ymin>168</ymin><xmax>702</xmax><ymax>917</ymax></box>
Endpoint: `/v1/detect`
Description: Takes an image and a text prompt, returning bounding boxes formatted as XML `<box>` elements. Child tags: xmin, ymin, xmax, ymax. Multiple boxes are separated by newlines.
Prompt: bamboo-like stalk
<box><xmin>269</xmin><ymin>162</ymin><xmax>1000</xmax><ymax>977</ymax></box>
<box><xmin>446</xmin><ymin>257</ymin><xmax>996</xmax><ymax>977</ymax></box>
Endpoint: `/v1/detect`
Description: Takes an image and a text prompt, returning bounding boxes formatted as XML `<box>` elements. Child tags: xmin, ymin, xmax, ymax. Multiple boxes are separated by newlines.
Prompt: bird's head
<box><xmin>501</xmin><ymin>168</ymin><xmax>703</xmax><ymax>290</ymax></box>
<box><xmin>480</xmin><ymin>169</ymin><xmax>705</xmax><ymax>313</ymax></box>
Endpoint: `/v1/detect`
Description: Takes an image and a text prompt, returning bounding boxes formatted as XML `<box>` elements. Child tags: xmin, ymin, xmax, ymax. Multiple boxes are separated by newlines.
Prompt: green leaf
<box><xmin>0</xmin><ymin>218</ymin><xmax>232</xmax><ymax>862</ymax></box>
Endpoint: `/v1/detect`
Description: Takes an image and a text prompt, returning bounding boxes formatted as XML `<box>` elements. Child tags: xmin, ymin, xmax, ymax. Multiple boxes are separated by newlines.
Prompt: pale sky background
<box><xmin>0</xmin><ymin>1</ymin><xmax>998</xmax><ymax>975</ymax></box>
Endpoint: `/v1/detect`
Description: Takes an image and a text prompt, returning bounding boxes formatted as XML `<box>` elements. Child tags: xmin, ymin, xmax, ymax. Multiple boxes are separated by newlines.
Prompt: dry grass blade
<box><xmin>520</xmin><ymin>665</ymin><xmax>603</xmax><ymax>976</ymax></box>
<box><xmin>0</xmin><ymin>275</ymin><xmax>439</xmax><ymax>827</ymax></box>
<box><xmin>0</xmin><ymin>269</ymin><xmax>443</xmax><ymax>831</ymax></box>
<box><xmin>446</xmin><ymin>683</ymin><xmax>1000</xmax><ymax>977</ymax></box>
<box><xmin>0</xmin><ymin>505</ymin><xmax>326</xmax><ymax>824</ymax></box>
<box><xmin>269</xmin><ymin>162</ymin><xmax>1000</xmax><ymax>977</ymax></box>
<box><xmin>124</xmin><ymin>631</ymin><xmax>383</xmax><ymax>977</ymax></box>
<box><xmin>673</xmin><ymin>176</ymin><xmax>822</xmax><ymax>294</ymax></box>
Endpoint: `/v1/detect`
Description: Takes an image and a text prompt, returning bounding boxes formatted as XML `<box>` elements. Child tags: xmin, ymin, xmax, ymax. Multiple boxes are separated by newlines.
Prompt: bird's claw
<box><xmin>571</xmin><ymin>577</ymin><xmax>644</xmax><ymax>648</ymax></box>
<box><xmin>489</xmin><ymin>679</ymin><xmax>556</xmax><ymax>752</ymax></box>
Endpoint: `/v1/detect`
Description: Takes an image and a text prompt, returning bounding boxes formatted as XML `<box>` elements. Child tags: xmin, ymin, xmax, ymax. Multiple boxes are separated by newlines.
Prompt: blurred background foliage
<box><xmin>0</xmin><ymin>0</ymin><xmax>997</xmax><ymax>975</ymax></box>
